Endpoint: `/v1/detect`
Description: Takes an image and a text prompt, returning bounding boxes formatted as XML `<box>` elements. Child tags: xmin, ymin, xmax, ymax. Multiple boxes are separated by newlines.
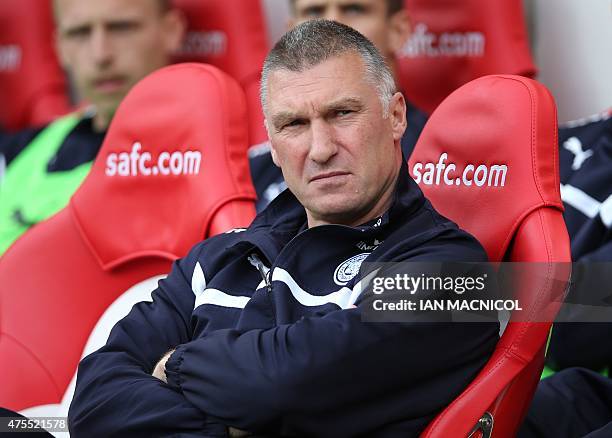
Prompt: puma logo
<box><xmin>563</xmin><ymin>137</ymin><xmax>593</xmax><ymax>170</ymax></box>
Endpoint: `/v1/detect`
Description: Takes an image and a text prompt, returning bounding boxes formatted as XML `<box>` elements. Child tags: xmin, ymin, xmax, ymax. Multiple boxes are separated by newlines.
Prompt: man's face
<box><xmin>55</xmin><ymin>0</ymin><xmax>183</xmax><ymax>128</ymax></box>
<box><xmin>291</xmin><ymin>0</ymin><xmax>403</xmax><ymax>60</ymax></box>
<box><xmin>265</xmin><ymin>52</ymin><xmax>407</xmax><ymax>227</ymax></box>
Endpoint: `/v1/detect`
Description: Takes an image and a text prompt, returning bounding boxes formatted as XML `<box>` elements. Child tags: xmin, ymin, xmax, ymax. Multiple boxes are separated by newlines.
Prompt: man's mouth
<box><xmin>93</xmin><ymin>76</ymin><xmax>126</xmax><ymax>93</ymax></box>
<box><xmin>310</xmin><ymin>171</ymin><xmax>350</xmax><ymax>183</ymax></box>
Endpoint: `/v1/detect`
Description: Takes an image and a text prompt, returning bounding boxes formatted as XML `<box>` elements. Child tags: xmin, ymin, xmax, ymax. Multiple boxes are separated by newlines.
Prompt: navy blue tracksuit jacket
<box><xmin>68</xmin><ymin>163</ymin><xmax>498</xmax><ymax>437</ymax></box>
<box><xmin>548</xmin><ymin>110</ymin><xmax>612</xmax><ymax>372</ymax></box>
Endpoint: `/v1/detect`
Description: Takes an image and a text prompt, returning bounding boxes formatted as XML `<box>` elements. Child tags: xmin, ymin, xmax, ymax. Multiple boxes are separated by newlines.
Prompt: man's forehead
<box><xmin>294</xmin><ymin>0</ymin><xmax>378</xmax><ymax>9</ymax></box>
<box><xmin>267</xmin><ymin>54</ymin><xmax>368</xmax><ymax>99</ymax></box>
<box><xmin>270</xmin><ymin>51</ymin><xmax>366</xmax><ymax>82</ymax></box>
<box><xmin>55</xmin><ymin>0</ymin><xmax>156</xmax><ymax>26</ymax></box>
<box><xmin>266</xmin><ymin>77</ymin><xmax>378</xmax><ymax>123</ymax></box>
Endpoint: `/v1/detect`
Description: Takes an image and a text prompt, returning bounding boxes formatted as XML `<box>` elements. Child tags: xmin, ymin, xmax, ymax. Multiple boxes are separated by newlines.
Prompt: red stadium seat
<box><xmin>0</xmin><ymin>64</ymin><xmax>256</xmax><ymax>416</ymax></box>
<box><xmin>399</xmin><ymin>0</ymin><xmax>536</xmax><ymax>115</ymax></box>
<box><xmin>0</xmin><ymin>0</ymin><xmax>71</xmax><ymax>131</ymax></box>
<box><xmin>409</xmin><ymin>75</ymin><xmax>571</xmax><ymax>437</ymax></box>
<box><xmin>172</xmin><ymin>0</ymin><xmax>269</xmax><ymax>147</ymax></box>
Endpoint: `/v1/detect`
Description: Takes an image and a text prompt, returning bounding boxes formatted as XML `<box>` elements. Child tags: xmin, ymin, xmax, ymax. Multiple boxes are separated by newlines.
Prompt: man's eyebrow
<box><xmin>61</xmin><ymin>23</ymin><xmax>91</xmax><ymax>36</ymax></box>
<box><xmin>339</xmin><ymin>2</ymin><xmax>369</xmax><ymax>11</ymax></box>
<box><xmin>300</xmin><ymin>4</ymin><xmax>325</xmax><ymax>13</ymax></box>
<box><xmin>324</xmin><ymin>97</ymin><xmax>364</xmax><ymax>111</ymax></box>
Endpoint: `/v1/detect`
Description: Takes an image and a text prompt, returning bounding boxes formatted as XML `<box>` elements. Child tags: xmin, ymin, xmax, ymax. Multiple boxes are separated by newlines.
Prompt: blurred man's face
<box><xmin>55</xmin><ymin>0</ymin><xmax>184</xmax><ymax>130</ymax></box>
<box><xmin>265</xmin><ymin>52</ymin><xmax>407</xmax><ymax>228</ymax></box>
<box><xmin>290</xmin><ymin>0</ymin><xmax>408</xmax><ymax>62</ymax></box>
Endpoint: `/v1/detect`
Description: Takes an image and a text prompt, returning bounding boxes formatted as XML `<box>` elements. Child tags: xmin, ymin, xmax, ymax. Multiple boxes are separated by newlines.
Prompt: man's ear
<box><xmin>389</xmin><ymin>92</ymin><xmax>407</xmax><ymax>142</ymax></box>
<box><xmin>161</xmin><ymin>9</ymin><xmax>187</xmax><ymax>54</ymax></box>
<box><xmin>387</xmin><ymin>9</ymin><xmax>411</xmax><ymax>54</ymax></box>
<box><xmin>54</xmin><ymin>28</ymin><xmax>70</xmax><ymax>70</ymax></box>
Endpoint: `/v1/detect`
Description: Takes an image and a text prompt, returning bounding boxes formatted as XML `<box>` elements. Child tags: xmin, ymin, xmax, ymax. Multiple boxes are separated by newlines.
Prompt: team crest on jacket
<box><xmin>334</xmin><ymin>253</ymin><xmax>370</xmax><ymax>286</ymax></box>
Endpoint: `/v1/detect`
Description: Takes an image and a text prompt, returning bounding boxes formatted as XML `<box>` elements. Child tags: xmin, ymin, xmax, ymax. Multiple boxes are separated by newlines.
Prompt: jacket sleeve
<box><xmin>68</xmin><ymin>242</ymin><xmax>228</xmax><ymax>438</ymax></box>
<box><xmin>0</xmin><ymin>128</ymin><xmax>41</xmax><ymax>166</ymax></box>
<box><xmin>164</xmin><ymin>235</ymin><xmax>499</xmax><ymax>436</ymax></box>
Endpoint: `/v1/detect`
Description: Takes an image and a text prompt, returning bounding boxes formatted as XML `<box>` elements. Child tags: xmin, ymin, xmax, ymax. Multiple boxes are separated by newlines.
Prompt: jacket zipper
<box><xmin>248</xmin><ymin>224</ymin><xmax>380</xmax><ymax>294</ymax></box>
<box><xmin>248</xmin><ymin>253</ymin><xmax>272</xmax><ymax>292</ymax></box>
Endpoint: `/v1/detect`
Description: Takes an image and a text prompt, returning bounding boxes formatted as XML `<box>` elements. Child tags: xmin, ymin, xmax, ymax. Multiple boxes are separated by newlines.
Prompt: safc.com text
<box><xmin>105</xmin><ymin>142</ymin><xmax>202</xmax><ymax>177</ymax></box>
<box><xmin>411</xmin><ymin>153</ymin><xmax>508</xmax><ymax>187</ymax></box>
<box><xmin>400</xmin><ymin>23</ymin><xmax>485</xmax><ymax>58</ymax></box>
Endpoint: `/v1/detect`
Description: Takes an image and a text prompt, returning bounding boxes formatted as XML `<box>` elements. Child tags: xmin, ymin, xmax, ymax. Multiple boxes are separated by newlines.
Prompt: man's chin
<box><xmin>88</xmin><ymin>101</ymin><xmax>120</xmax><ymax>131</ymax></box>
<box><xmin>94</xmin><ymin>94</ymin><xmax>124</xmax><ymax>109</ymax></box>
<box><xmin>306</xmin><ymin>200</ymin><xmax>365</xmax><ymax>225</ymax></box>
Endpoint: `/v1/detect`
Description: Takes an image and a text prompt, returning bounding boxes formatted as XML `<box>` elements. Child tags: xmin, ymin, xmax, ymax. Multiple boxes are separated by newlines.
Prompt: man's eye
<box><xmin>335</xmin><ymin>109</ymin><xmax>353</xmax><ymax>117</ymax></box>
<box><xmin>64</xmin><ymin>27</ymin><xmax>90</xmax><ymax>39</ymax></box>
<box><xmin>301</xmin><ymin>6</ymin><xmax>325</xmax><ymax>18</ymax></box>
<box><xmin>108</xmin><ymin>21</ymin><xmax>140</xmax><ymax>33</ymax></box>
<box><xmin>341</xmin><ymin>4</ymin><xmax>367</xmax><ymax>15</ymax></box>
<box><xmin>281</xmin><ymin>119</ymin><xmax>306</xmax><ymax>130</ymax></box>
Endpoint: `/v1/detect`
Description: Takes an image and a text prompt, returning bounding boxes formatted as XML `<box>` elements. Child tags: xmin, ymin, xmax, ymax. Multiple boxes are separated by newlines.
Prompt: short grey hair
<box><xmin>260</xmin><ymin>20</ymin><xmax>397</xmax><ymax>117</ymax></box>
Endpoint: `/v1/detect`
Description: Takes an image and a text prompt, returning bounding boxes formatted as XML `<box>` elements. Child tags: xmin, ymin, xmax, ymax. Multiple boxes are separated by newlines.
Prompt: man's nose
<box><xmin>90</xmin><ymin>27</ymin><xmax>114</xmax><ymax>67</ymax></box>
<box><xmin>308</xmin><ymin>121</ymin><xmax>338</xmax><ymax>164</ymax></box>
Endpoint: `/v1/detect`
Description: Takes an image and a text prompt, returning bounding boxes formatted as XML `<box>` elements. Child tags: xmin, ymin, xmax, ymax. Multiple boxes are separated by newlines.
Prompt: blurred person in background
<box><xmin>0</xmin><ymin>0</ymin><xmax>185</xmax><ymax>255</ymax></box>
<box><xmin>250</xmin><ymin>0</ymin><xmax>428</xmax><ymax>210</ymax></box>
<box><xmin>520</xmin><ymin>110</ymin><xmax>612</xmax><ymax>438</ymax></box>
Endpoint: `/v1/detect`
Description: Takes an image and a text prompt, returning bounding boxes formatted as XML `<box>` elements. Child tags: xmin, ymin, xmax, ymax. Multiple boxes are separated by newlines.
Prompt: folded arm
<box><xmin>68</xmin><ymin>244</ymin><xmax>227</xmax><ymax>437</ymax></box>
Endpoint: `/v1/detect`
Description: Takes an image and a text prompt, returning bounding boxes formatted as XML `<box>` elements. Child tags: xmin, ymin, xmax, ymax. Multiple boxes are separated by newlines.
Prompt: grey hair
<box><xmin>260</xmin><ymin>20</ymin><xmax>397</xmax><ymax>117</ymax></box>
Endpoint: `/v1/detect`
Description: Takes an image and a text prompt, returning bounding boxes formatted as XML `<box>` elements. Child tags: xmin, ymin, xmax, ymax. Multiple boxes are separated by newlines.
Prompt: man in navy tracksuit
<box><xmin>68</xmin><ymin>20</ymin><xmax>498</xmax><ymax>437</ymax></box>
<box><xmin>547</xmin><ymin>109</ymin><xmax>612</xmax><ymax>372</ymax></box>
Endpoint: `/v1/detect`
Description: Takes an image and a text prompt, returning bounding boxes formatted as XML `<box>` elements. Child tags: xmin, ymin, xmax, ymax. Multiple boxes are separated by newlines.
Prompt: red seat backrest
<box><xmin>0</xmin><ymin>63</ymin><xmax>256</xmax><ymax>413</ymax></box>
<box><xmin>408</xmin><ymin>75</ymin><xmax>571</xmax><ymax>437</ymax></box>
<box><xmin>0</xmin><ymin>0</ymin><xmax>71</xmax><ymax>131</ymax></box>
<box><xmin>172</xmin><ymin>0</ymin><xmax>269</xmax><ymax>147</ymax></box>
<box><xmin>399</xmin><ymin>0</ymin><xmax>536</xmax><ymax>115</ymax></box>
